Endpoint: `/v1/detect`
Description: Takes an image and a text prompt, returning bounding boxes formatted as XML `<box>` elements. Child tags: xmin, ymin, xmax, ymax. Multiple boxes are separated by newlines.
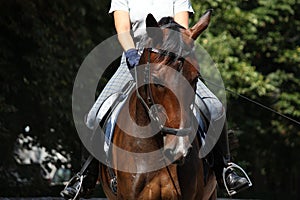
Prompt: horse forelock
<box><xmin>157</xmin><ymin>17</ymin><xmax>195</xmax><ymax>63</ymax></box>
<box><xmin>157</xmin><ymin>17</ymin><xmax>185</xmax><ymax>59</ymax></box>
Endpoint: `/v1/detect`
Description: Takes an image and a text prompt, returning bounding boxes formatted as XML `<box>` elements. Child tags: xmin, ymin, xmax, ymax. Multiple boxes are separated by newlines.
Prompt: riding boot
<box><xmin>60</xmin><ymin>148</ymin><xmax>99</xmax><ymax>199</ymax></box>
<box><xmin>212</xmin><ymin>124</ymin><xmax>250</xmax><ymax>194</ymax></box>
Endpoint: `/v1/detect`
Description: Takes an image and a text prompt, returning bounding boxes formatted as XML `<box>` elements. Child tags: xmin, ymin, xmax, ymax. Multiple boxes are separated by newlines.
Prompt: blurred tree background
<box><xmin>0</xmin><ymin>0</ymin><xmax>299</xmax><ymax>199</ymax></box>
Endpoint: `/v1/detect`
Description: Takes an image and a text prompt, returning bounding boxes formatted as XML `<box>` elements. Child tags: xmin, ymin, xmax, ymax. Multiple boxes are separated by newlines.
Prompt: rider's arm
<box><xmin>113</xmin><ymin>10</ymin><xmax>135</xmax><ymax>51</ymax></box>
<box><xmin>174</xmin><ymin>11</ymin><xmax>190</xmax><ymax>29</ymax></box>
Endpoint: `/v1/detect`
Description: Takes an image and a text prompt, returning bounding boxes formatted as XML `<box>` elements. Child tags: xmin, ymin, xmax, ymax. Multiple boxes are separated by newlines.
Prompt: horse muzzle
<box><xmin>162</xmin><ymin>126</ymin><xmax>194</xmax><ymax>165</ymax></box>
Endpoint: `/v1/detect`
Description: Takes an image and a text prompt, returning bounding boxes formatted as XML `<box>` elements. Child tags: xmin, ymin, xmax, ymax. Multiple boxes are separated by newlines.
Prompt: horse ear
<box><xmin>189</xmin><ymin>9</ymin><xmax>212</xmax><ymax>40</ymax></box>
<box><xmin>146</xmin><ymin>14</ymin><xmax>159</xmax><ymax>28</ymax></box>
<box><xmin>146</xmin><ymin>14</ymin><xmax>163</xmax><ymax>45</ymax></box>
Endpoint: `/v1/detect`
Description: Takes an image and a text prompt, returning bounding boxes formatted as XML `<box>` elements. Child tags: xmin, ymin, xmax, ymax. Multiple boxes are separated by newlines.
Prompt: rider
<box><xmin>61</xmin><ymin>0</ymin><xmax>250</xmax><ymax>198</ymax></box>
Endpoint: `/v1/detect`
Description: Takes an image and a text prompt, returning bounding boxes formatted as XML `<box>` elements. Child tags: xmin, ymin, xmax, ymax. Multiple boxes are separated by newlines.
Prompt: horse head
<box><xmin>136</xmin><ymin>10</ymin><xmax>212</xmax><ymax>164</ymax></box>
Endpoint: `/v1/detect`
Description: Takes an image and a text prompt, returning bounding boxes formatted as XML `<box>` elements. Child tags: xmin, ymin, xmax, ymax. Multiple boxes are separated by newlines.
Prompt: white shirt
<box><xmin>109</xmin><ymin>0</ymin><xmax>194</xmax><ymax>39</ymax></box>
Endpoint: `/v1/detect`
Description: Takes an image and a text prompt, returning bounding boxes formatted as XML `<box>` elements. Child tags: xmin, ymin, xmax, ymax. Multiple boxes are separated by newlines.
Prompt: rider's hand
<box><xmin>125</xmin><ymin>48</ymin><xmax>141</xmax><ymax>69</ymax></box>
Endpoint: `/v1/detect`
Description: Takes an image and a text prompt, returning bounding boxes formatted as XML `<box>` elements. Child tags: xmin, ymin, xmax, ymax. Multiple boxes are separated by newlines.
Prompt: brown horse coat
<box><xmin>100</xmin><ymin>10</ymin><xmax>217</xmax><ymax>200</ymax></box>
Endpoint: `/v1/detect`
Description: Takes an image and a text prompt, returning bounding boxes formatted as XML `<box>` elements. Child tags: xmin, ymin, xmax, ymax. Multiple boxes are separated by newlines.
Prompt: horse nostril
<box><xmin>174</xmin><ymin>156</ymin><xmax>185</xmax><ymax>165</ymax></box>
<box><xmin>164</xmin><ymin>148</ymin><xmax>187</xmax><ymax>165</ymax></box>
<box><xmin>164</xmin><ymin>149</ymin><xmax>174</xmax><ymax>161</ymax></box>
<box><xmin>185</xmin><ymin>145</ymin><xmax>192</xmax><ymax>157</ymax></box>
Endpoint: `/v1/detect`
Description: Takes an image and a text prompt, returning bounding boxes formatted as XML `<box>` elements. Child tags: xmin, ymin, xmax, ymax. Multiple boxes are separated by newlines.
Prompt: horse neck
<box><xmin>126</xmin><ymin>90</ymin><xmax>163</xmax><ymax>148</ymax></box>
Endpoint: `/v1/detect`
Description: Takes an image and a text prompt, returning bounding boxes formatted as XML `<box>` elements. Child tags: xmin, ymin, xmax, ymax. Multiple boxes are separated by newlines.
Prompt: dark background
<box><xmin>0</xmin><ymin>0</ymin><xmax>299</xmax><ymax>199</ymax></box>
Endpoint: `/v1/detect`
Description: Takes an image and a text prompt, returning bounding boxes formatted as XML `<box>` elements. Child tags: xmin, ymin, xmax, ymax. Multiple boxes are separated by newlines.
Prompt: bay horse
<box><xmin>100</xmin><ymin>10</ymin><xmax>217</xmax><ymax>200</ymax></box>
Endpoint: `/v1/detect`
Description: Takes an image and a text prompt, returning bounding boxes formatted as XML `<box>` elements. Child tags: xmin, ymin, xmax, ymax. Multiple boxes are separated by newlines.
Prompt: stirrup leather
<box><xmin>62</xmin><ymin>173</ymin><xmax>84</xmax><ymax>200</ymax></box>
<box><xmin>222</xmin><ymin>162</ymin><xmax>252</xmax><ymax>196</ymax></box>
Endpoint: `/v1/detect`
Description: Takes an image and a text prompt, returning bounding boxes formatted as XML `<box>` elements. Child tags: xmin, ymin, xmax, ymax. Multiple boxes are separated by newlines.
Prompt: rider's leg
<box><xmin>195</xmin><ymin>79</ymin><xmax>250</xmax><ymax>194</ymax></box>
<box><xmin>81</xmin><ymin>148</ymin><xmax>99</xmax><ymax>196</ymax></box>
<box><xmin>85</xmin><ymin>55</ymin><xmax>133</xmax><ymax>130</ymax></box>
<box><xmin>212</xmin><ymin>124</ymin><xmax>249</xmax><ymax>191</ymax></box>
<box><xmin>60</xmin><ymin>147</ymin><xmax>99</xmax><ymax>199</ymax></box>
<box><xmin>61</xmin><ymin>56</ymin><xmax>133</xmax><ymax>199</ymax></box>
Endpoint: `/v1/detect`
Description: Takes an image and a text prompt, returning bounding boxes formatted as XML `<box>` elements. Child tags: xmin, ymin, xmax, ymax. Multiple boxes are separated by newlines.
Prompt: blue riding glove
<box><xmin>125</xmin><ymin>48</ymin><xmax>141</xmax><ymax>69</ymax></box>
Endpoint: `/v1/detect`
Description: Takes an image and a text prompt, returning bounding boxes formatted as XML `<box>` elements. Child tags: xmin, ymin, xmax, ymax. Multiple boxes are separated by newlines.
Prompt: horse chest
<box><xmin>133</xmin><ymin>168</ymin><xmax>181</xmax><ymax>200</ymax></box>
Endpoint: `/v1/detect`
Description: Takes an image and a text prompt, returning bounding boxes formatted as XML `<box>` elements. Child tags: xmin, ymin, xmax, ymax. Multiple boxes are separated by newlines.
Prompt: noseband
<box><xmin>135</xmin><ymin>47</ymin><xmax>193</xmax><ymax>137</ymax></box>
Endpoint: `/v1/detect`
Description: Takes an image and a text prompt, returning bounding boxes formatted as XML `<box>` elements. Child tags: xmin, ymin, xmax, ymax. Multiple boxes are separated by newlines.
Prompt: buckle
<box><xmin>62</xmin><ymin>173</ymin><xmax>84</xmax><ymax>200</ymax></box>
<box><xmin>110</xmin><ymin>177</ymin><xmax>117</xmax><ymax>194</ymax></box>
<box><xmin>222</xmin><ymin>162</ymin><xmax>252</xmax><ymax>196</ymax></box>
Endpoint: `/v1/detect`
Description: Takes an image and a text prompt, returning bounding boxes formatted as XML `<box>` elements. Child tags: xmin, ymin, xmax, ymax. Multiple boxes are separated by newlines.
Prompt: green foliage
<box><xmin>192</xmin><ymin>0</ymin><xmax>300</xmax><ymax>199</ymax></box>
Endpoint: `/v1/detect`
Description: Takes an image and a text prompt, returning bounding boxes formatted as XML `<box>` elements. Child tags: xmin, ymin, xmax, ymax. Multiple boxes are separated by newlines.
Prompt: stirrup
<box><xmin>61</xmin><ymin>173</ymin><xmax>84</xmax><ymax>200</ymax></box>
<box><xmin>222</xmin><ymin>162</ymin><xmax>252</xmax><ymax>196</ymax></box>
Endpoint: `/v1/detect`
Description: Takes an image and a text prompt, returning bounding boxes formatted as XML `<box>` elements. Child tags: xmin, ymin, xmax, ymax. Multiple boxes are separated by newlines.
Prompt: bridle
<box><xmin>134</xmin><ymin>47</ymin><xmax>195</xmax><ymax>137</ymax></box>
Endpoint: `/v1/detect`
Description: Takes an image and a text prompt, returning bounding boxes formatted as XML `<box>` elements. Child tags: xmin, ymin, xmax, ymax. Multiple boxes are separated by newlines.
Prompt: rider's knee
<box><xmin>201</xmin><ymin>97</ymin><xmax>225</xmax><ymax>123</ymax></box>
<box><xmin>211</xmin><ymin>99</ymin><xmax>225</xmax><ymax>123</ymax></box>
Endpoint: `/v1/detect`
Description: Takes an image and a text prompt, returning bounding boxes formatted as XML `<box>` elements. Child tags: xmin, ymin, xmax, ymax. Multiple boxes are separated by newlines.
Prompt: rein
<box><xmin>134</xmin><ymin>47</ymin><xmax>193</xmax><ymax>137</ymax></box>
